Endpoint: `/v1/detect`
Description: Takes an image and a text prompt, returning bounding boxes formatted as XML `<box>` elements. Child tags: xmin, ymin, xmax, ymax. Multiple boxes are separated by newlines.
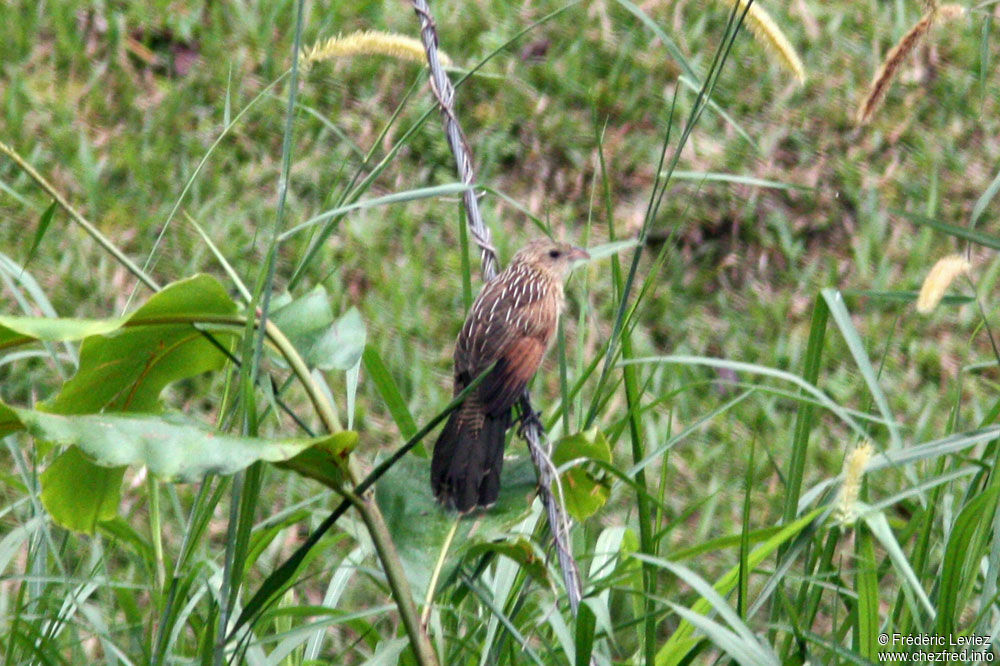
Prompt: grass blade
<box><xmin>22</xmin><ymin>200</ymin><xmax>56</xmax><ymax>270</ymax></box>
<box><xmin>362</xmin><ymin>346</ymin><xmax>418</xmax><ymax>441</ymax></box>
<box><xmin>895</xmin><ymin>208</ymin><xmax>1000</xmax><ymax>251</ymax></box>
<box><xmin>970</xmin><ymin>162</ymin><xmax>1000</xmax><ymax>230</ymax></box>
<box><xmin>614</xmin><ymin>0</ymin><xmax>699</xmax><ymax>81</ymax></box>
<box><xmin>821</xmin><ymin>288</ymin><xmax>902</xmax><ymax>450</ymax></box>
<box><xmin>854</xmin><ymin>526</ymin><xmax>878</xmax><ymax>659</ymax></box>
<box><xmin>620</xmin><ymin>355</ymin><xmax>869</xmax><ymax>441</ymax></box>
<box><xmin>653</xmin><ymin>508</ymin><xmax>824</xmax><ymax>665</ymax></box>
<box><xmin>278</xmin><ymin>182</ymin><xmax>471</xmax><ymax>242</ymax></box>
<box><xmin>782</xmin><ymin>296</ymin><xmax>828</xmax><ymax>526</ymax></box>
<box><xmin>667</xmin><ymin>170</ymin><xmax>808</xmax><ymax>190</ymax></box>
<box><xmin>862</xmin><ymin>509</ymin><xmax>935</xmax><ymax>623</ymax></box>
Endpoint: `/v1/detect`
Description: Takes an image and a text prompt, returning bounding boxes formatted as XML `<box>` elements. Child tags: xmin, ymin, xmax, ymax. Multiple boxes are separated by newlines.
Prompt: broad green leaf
<box><xmin>271</xmin><ymin>288</ymin><xmax>366</xmax><ymax>371</ymax></box>
<box><xmin>312</xmin><ymin>307</ymin><xmax>366</xmax><ymax>371</ymax></box>
<box><xmin>42</xmin><ymin>274</ymin><xmax>238</xmax><ymax>414</ymax></box>
<box><xmin>375</xmin><ymin>454</ymin><xmax>537</xmax><ymax>598</ymax></box>
<box><xmin>9</xmin><ymin>275</ymin><xmax>242</xmax><ymax>536</ymax></box>
<box><xmin>551</xmin><ymin>428</ymin><xmax>612</xmax><ymax>521</ymax></box>
<box><xmin>271</xmin><ymin>286</ymin><xmax>334</xmax><ymax>352</ymax></box>
<box><xmin>9</xmin><ymin>402</ymin><xmax>352</xmax><ymax>533</ymax></box>
<box><xmin>275</xmin><ymin>431</ymin><xmax>359</xmax><ymax>490</ymax></box>
<box><xmin>40</xmin><ymin>446</ymin><xmax>123</xmax><ymax>534</ymax></box>
<box><xmin>463</xmin><ymin>538</ymin><xmax>550</xmax><ymax>586</ymax></box>
<box><xmin>0</xmin><ymin>315</ymin><xmax>125</xmax><ymax>348</ymax></box>
<box><xmin>11</xmin><ymin>408</ymin><xmax>342</xmax><ymax>482</ymax></box>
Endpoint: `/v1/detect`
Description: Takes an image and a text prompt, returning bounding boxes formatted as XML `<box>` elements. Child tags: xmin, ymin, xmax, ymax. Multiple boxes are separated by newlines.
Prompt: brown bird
<box><xmin>432</xmin><ymin>238</ymin><xmax>590</xmax><ymax>512</ymax></box>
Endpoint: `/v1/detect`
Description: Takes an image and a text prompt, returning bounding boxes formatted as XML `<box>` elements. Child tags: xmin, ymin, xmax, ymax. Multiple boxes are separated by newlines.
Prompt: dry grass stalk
<box><xmin>731</xmin><ymin>0</ymin><xmax>807</xmax><ymax>84</ymax></box>
<box><xmin>855</xmin><ymin>4</ymin><xmax>967</xmax><ymax>126</ymax></box>
<box><xmin>299</xmin><ymin>30</ymin><xmax>452</xmax><ymax>71</ymax></box>
<box><xmin>916</xmin><ymin>254</ymin><xmax>971</xmax><ymax>313</ymax></box>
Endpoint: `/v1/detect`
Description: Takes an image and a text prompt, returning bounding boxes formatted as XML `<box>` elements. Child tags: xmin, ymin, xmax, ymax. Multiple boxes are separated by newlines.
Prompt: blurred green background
<box><xmin>3</xmin><ymin>0</ymin><xmax>996</xmax><ymax>496</ymax></box>
<box><xmin>2</xmin><ymin>0</ymin><xmax>1000</xmax><ymax>660</ymax></box>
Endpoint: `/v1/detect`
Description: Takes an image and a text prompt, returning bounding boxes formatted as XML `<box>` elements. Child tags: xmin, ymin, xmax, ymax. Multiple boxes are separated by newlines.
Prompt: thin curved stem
<box><xmin>0</xmin><ymin>139</ymin><xmax>160</xmax><ymax>292</ymax></box>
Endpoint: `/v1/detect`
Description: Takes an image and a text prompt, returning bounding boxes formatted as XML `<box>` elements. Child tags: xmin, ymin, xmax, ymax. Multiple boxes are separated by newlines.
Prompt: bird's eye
<box><xmin>548</xmin><ymin>249</ymin><xmax>561</xmax><ymax>259</ymax></box>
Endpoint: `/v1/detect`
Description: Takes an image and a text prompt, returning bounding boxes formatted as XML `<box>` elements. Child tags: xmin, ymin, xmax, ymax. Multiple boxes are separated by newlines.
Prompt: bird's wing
<box><xmin>455</xmin><ymin>268</ymin><xmax>557</xmax><ymax>415</ymax></box>
<box><xmin>478</xmin><ymin>334</ymin><xmax>549</xmax><ymax>416</ymax></box>
<box><xmin>455</xmin><ymin>275</ymin><xmax>518</xmax><ymax>376</ymax></box>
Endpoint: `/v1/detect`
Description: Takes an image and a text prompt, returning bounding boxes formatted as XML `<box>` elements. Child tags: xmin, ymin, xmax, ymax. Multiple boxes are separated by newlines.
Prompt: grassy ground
<box><xmin>3</xmin><ymin>0</ymin><xmax>1000</xmax><ymax>663</ymax></box>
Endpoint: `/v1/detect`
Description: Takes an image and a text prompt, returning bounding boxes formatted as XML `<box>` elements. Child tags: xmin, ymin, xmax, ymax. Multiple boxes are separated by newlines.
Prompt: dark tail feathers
<box><xmin>431</xmin><ymin>403</ymin><xmax>510</xmax><ymax>512</ymax></box>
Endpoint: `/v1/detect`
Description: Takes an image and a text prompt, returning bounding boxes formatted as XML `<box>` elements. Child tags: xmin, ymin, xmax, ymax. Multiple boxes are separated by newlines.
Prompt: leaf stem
<box><xmin>423</xmin><ymin>518</ymin><xmax>460</xmax><ymax>627</ymax></box>
<box><xmin>147</xmin><ymin>475</ymin><xmax>166</xmax><ymax>591</ymax></box>
<box><xmin>345</xmin><ymin>488</ymin><xmax>440</xmax><ymax>666</ymax></box>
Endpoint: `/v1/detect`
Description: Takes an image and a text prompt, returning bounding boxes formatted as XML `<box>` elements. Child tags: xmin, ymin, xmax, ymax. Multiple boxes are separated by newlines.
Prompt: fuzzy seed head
<box><xmin>835</xmin><ymin>442</ymin><xmax>874</xmax><ymax>527</ymax></box>
<box><xmin>916</xmin><ymin>254</ymin><xmax>971</xmax><ymax>314</ymax></box>
<box><xmin>299</xmin><ymin>30</ymin><xmax>451</xmax><ymax>72</ymax></box>
<box><xmin>937</xmin><ymin>4</ymin><xmax>967</xmax><ymax>20</ymax></box>
<box><xmin>856</xmin><ymin>5</ymin><xmax>966</xmax><ymax>126</ymax></box>
<box><xmin>727</xmin><ymin>0</ymin><xmax>807</xmax><ymax>84</ymax></box>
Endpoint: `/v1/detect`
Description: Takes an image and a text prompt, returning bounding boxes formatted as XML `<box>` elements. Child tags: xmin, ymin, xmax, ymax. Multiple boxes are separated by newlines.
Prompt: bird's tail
<box><xmin>431</xmin><ymin>400</ymin><xmax>510</xmax><ymax>512</ymax></box>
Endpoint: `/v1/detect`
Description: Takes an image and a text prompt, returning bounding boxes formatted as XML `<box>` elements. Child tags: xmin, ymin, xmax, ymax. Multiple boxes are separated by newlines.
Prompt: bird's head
<box><xmin>511</xmin><ymin>238</ymin><xmax>590</xmax><ymax>282</ymax></box>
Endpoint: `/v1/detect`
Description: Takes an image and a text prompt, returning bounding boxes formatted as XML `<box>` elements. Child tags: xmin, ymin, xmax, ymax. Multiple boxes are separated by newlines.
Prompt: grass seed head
<box><xmin>299</xmin><ymin>30</ymin><xmax>451</xmax><ymax>72</ymax></box>
<box><xmin>856</xmin><ymin>5</ymin><xmax>966</xmax><ymax>126</ymax></box>
<box><xmin>835</xmin><ymin>442</ymin><xmax>874</xmax><ymax>527</ymax></box>
<box><xmin>937</xmin><ymin>4</ymin><xmax>967</xmax><ymax>20</ymax></box>
<box><xmin>729</xmin><ymin>0</ymin><xmax>807</xmax><ymax>84</ymax></box>
<box><xmin>916</xmin><ymin>254</ymin><xmax>971</xmax><ymax>314</ymax></box>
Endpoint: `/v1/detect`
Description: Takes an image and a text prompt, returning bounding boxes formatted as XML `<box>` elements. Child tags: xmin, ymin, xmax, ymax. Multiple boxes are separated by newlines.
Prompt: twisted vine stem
<box><xmin>410</xmin><ymin>0</ymin><xmax>584</xmax><ymax>614</ymax></box>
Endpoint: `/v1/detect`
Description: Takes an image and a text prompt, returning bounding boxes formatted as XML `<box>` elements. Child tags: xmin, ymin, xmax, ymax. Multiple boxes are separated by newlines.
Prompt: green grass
<box><xmin>3</xmin><ymin>0</ymin><xmax>1000</xmax><ymax>663</ymax></box>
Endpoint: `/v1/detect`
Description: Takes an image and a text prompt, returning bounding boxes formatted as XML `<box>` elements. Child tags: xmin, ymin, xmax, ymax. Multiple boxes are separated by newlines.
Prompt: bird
<box><xmin>431</xmin><ymin>238</ymin><xmax>590</xmax><ymax>512</ymax></box>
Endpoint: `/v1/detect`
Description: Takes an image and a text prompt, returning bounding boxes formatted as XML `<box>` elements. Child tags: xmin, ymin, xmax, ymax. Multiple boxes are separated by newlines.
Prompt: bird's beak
<box><xmin>568</xmin><ymin>246</ymin><xmax>590</xmax><ymax>263</ymax></box>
